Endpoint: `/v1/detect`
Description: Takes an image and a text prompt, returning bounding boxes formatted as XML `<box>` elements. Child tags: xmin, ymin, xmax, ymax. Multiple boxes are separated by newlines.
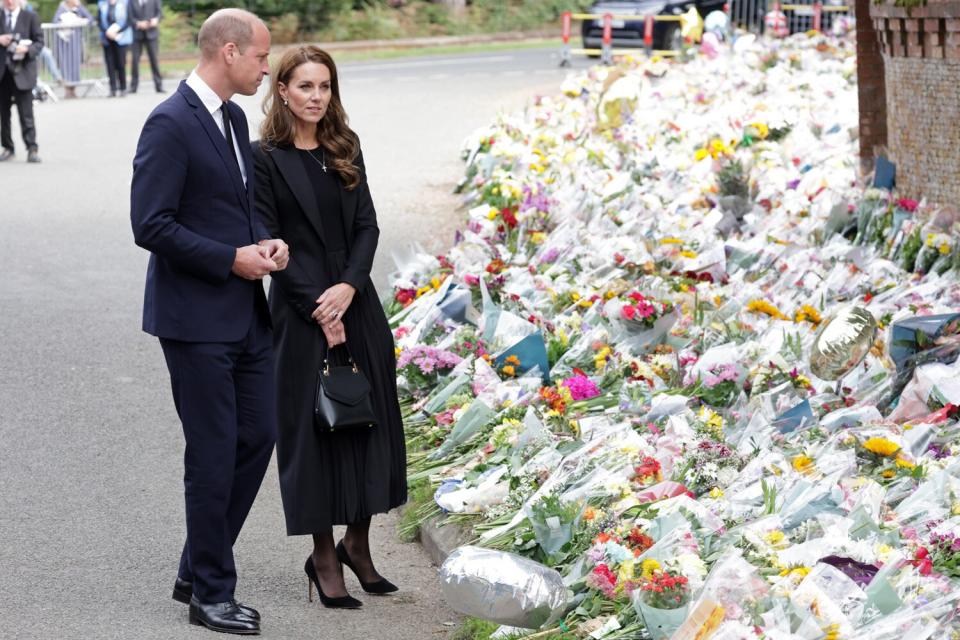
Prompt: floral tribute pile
<box><xmin>387</xmin><ymin>31</ymin><xmax>960</xmax><ymax>640</ymax></box>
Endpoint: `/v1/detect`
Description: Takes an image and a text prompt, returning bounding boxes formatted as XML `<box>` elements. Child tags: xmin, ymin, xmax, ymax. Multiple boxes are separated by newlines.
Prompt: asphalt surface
<box><xmin>0</xmin><ymin>46</ymin><xmax>585</xmax><ymax>639</ymax></box>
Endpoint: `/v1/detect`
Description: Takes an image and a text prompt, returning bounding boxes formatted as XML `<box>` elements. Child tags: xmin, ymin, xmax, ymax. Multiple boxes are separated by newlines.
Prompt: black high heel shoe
<box><xmin>336</xmin><ymin>541</ymin><xmax>398</xmax><ymax>594</ymax></box>
<box><xmin>304</xmin><ymin>555</ymin><xmax>362</xmax><ymax>609</ymax></box>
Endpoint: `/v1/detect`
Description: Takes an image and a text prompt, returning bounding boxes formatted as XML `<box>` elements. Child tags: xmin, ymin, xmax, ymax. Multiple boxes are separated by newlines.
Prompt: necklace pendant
<box><xmin>322</xmin><ymin>163</ymin><xmax>327</xmax><ymax>173</ymax></box>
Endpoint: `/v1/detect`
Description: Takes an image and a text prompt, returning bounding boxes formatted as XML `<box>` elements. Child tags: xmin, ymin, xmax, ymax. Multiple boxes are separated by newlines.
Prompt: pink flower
<box><xmin>897</xmin><ymin>198</ymin><xmax>919</xmax><ymax>213</ymax></box>
<box><xmin>562</xmin><ymin>374</ymin><xmax>601</xmax><ymax>401</ymax></box>
<box><xmin>621</xmin><ymin>304</ymin><xmax>637</xmax><ymax>320</ymax></box>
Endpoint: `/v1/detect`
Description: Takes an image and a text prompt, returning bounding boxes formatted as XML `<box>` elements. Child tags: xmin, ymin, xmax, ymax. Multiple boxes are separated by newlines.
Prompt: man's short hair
<box><xmin>197</xmin><ymin>9</ymin><xmax>260</xmax><ymax>58</ymax></box>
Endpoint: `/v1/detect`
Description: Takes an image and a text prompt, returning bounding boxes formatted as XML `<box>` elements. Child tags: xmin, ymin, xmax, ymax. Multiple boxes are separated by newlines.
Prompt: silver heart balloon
<box><xmin>809</xmin><ymin>306</ymin><xmax>878</xmax><ymax>381</ymax></box>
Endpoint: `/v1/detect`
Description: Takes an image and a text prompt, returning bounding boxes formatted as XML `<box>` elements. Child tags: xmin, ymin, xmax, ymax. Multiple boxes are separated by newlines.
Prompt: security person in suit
<box><xmin>0</xmin><ymin>0</ymin><xmax>42</xmax><ymax>163</ymax></box>
<box><xmin>129</xmin><ymin>0</ymin><xmax>163</xmax><ymax>93</ymax></box>
<box><xmin>130</xmin><ymin>8</ymin><xmax>286</xmax><ymax>635</ymax></box>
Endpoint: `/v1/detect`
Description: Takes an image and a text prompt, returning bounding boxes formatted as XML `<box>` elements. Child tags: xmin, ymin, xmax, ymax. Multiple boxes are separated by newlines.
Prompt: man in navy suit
<box><xmin>130</xmin><ymin>8</ymin><xmax>286</xmax><ymax>635</ymax></box>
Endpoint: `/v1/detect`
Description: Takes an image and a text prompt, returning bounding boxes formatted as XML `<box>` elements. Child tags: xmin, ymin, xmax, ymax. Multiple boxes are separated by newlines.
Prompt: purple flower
<box><xmin>539</xmin><ymin>247</ymin><xmax>561</xmax><ymax>264</ymax></box>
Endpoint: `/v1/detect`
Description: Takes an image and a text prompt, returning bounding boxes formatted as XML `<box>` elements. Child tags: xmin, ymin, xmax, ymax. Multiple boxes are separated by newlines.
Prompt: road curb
<box><xmin>418</xmin><ymin>514</ymin><xmax>474</xmax><ymax>566</ymax></box>
<box><xmin>159</xmin><ymin>30</ymin><xmax>557</xmax><ymax>63</ymax></box>
<box><xmin>295</xmin><ymin>29</ymin><xmax>556</xmax><ymax>53</ymax></box>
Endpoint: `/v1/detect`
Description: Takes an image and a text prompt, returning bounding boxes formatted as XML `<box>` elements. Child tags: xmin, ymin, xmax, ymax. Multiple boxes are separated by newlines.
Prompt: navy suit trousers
<box><xmin>160</xmin><ymin>309</ymin><xmax>276</xmax><ymax>603</ymax></box>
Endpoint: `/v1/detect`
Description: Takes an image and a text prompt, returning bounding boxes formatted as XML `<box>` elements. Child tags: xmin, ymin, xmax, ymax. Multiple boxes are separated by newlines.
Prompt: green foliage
<box><xmin>717</xmin><ymin>159</ymin><xmax>750</xmax><ymax>199</ymax></box>
<box><xmin>159</xmin><ymin>9</ymin><xmax>199</xmax><ymax>54</ymax></box>
<box><xmin>158</xmin><ymin>0</ymin><xmax>595</xmax><ymax>44</ymax></box>
<box><xmin>450</xmin><ymin>617</ymin><xmax>500</xmax><ymax>640</ymax></box>
<box><xmin>396</xmin><ymin>478</ymin><xmax>437</xmax><ymax>542</ymax></box>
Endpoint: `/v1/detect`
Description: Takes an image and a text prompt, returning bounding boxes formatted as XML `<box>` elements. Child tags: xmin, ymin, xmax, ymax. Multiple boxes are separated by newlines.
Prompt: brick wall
<box><xmin>870</xmin><ymin>0</ymin><xmax>960</xmax><ymax>203</ymax></box>
<box><xmin>884</xmin><ymin>57</ymin><xmax>960</xmax><ymax>203</ymax></box>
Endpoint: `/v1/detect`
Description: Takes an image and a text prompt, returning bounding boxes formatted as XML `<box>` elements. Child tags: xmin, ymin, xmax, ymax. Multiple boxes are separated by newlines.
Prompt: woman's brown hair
<box><xmin>260</xmin><ymin>46</ymin><xmax>361</xmax><ymax>190</ymax></box>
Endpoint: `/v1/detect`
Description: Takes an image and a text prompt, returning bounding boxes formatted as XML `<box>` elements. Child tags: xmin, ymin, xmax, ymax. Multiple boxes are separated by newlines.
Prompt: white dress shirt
<box><xmin>4</xmin><ymin>8</ymin><xmax>20</xmax><ymax>32</ymax></box>
<box><xmin>186</xmin><ymin>70</ymin><xmax>247</xmax><ymax>186</ymax></box>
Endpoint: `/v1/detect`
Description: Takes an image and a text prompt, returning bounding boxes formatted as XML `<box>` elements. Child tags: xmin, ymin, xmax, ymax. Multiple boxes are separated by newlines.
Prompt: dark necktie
<box><xmin>220</xmin><ymin>102</ymin><xmax>240</xmax><ymax>170</ymax></box>
<box><xmin>5</xmin><ymin>11</ymin><xmax>12</xmax><ymax>32</ymax></box>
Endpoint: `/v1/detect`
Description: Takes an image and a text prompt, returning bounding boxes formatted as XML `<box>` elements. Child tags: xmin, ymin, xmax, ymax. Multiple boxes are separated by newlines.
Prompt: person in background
<box><xmin>0</xmin><ymin>0</ymin><xmax>43</xmax><ymax>162</ymax></box>
<box><xmin>97</xmin><ymin>0</ymin><xmax>131</xmax><ymax>97</ymax></box>
<box><xmin>53</xmin><ymin>0</ymin><xmax>93</xmax><ymax>98</ymax></box>
<box><xmin>19</xmin><ymin>1</ymin><xmax>63</xmax><ymax>90</ymax></box>
<box><xmin>128</xmin><ymin>0</ymin><xmax>162</xmax><ymax>93</ymax></box>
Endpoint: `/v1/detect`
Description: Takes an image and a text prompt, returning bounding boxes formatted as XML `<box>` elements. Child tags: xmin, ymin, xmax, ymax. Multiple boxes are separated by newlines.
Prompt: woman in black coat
<box><xmin>252</xmin><ymin>45</ymin><xmax>407</xmax><ymax>609</ymax></box>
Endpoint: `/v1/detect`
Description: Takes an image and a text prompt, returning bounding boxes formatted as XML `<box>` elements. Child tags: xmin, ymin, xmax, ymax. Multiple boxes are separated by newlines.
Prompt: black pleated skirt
<box><xmin>271</xmin><ymin>249</ymin><xmax>407</xmax><ymax>535</ymax></box>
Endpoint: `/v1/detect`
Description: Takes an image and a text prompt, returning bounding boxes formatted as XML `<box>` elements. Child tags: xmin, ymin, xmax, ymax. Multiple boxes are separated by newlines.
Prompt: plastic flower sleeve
<box><xmin>430</xmin><ymin>399</ymin><xmax>496</xmax><ymax>460</ymax></box>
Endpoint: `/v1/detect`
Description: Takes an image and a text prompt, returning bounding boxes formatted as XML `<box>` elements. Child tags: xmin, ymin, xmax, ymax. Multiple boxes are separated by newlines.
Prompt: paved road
<box><xmin>0</xmin><ymin>46</ymin><xmax>584</xmax><ymax>639</ymax></box>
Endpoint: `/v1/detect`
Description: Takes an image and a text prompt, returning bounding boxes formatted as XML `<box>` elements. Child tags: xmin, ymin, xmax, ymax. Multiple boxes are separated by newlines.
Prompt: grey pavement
<box><xmin>0</xmin><ymin>46</ymin><xmax>583</xmax><ymax>639</ymax></box>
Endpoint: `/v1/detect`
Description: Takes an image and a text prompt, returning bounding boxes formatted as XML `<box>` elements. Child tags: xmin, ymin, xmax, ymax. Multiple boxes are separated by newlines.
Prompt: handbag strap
<box><xmin>319</xmin><ymin>331</ymin><xmax>358</xmax><ymax>375</ymax></box>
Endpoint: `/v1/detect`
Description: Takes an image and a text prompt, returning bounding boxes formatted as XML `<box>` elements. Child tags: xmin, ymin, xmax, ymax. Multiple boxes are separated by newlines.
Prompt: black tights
<box><xmin>310</xmin><ymin>517</ymin><xmax>384</xmax><ymax>597</ymax></box>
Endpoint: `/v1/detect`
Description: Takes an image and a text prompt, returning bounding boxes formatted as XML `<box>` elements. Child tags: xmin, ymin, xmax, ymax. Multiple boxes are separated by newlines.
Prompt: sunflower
<box><xmin>862</xmin><ymin>437</ymin><xmax>900</xmax><ymax>457</ymax></box>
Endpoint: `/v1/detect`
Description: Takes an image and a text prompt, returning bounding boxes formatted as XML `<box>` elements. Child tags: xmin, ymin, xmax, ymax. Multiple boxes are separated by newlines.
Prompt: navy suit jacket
<box><xmin>130</xmin><ymin>80</ymin><xmax>271</xmax><ymax>342</ymax></box>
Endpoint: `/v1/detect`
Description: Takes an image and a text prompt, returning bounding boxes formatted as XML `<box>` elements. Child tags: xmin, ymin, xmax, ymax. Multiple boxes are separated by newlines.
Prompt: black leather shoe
<box><xmin>304</xmin><ymin>555</ymin><xmax>362</xmax><ymax>609</ymax></box>
<box><xmin>0</xmin><ymin>149</ymin><xmax>13</xmax><ymax>161</ymax></box>
<box><xmin>174</xmin><ymin>579</ymin><xmax>260</xmax><ymax>621</ymax></box>
<box><xmin>27</xmin><ymin>150</ymin><xmax>40</xmax><ymax>163</ymax></box>
<box><xmin>336</xmin><ymin>540</ymin><xmax>398</xmax><ymax>594</ymax></box>
<box><xmin>188</xmin><ymin>597</ymin><xmax>260</xmax><ymax>635</ymax></box>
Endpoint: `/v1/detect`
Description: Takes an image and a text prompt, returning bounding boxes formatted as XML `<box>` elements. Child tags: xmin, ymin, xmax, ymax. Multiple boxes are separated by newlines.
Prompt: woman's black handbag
<box><xmin>314</xmin><ymin>344</ymin><xmax>378</xmax><ymax>433</ymax></box>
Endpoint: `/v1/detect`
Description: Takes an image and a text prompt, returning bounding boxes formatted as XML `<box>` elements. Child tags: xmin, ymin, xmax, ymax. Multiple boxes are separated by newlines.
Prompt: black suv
<box><xmin>582</xmin><ymin>0</ymin><xmax>726</xmax><ymax>52</ymax></box>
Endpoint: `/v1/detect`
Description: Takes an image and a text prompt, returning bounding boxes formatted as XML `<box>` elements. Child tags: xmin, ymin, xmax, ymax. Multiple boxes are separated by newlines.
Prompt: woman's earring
<box><xmin>283</xmin><ymin>99</ymin><xmax>288</xmax><ymax>106</ymax></box>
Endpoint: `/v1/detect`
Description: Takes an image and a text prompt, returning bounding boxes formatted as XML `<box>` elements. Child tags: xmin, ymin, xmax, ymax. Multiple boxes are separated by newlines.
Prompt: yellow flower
<box><xmin>863</xmin><ymin>437</ymin><xmax>900</xmax><ymax>457</ymax></box>
<box><xmin>571</xmin><ymin>292</ymin><xmax>581</xmax><ymax>302</ymax></box>
<box><xmin>895</xmin><ymin>455</ymin><xmax>915</xmax><ymax>470</ymax></box>
<box><xmin>694</xmin><ymin>148</ymin><xmax>709</xmax><ymax>162</ymax></box>
<box><xmin>530</xmin><ymin>231</ymin><xmax>547</xmax><ymax>245</ymax></box>
<box><xmin>430</xmin><ymin>276</ymin><xmax>442</xmax><ymax>289</ymax></box>
<box><xmin>640</xmin><ymin>559</ymin><xmax>661</xmax><ymax>579</ymax></box>
<box><xmin>764</xmin><ymin>530</ymin><xmax>786</xmax><ymax>547</ymax></box>
<box><xmin>939</xmin><ymin>243</ymin><xmax>951</xmax><ymax>255</ymax></box>
<box><xmin>709</xmin><ymin>487</ymin><xmax>724</xmax><ymax>498</ymax></box>
<box><xmin>881</xmin><ymin>469</ymin><xmax>896</xmax><ymax>479</ymax></box>
<box><xmin>416</xmin><ymin>285</ymin><xmax>432</xmax><ymax>298</ymax></box>
<box><xmin>617</xmin><ymin>559</ymin><xmax>636</xmax><ymax>585</ymax></box>
<box><xmin>779</xmin><ymin>566</ymin><xmax>810</xmax><ymax>578</ymax></box>
<box><xmin>501</xmin><ymin>365</ymin><xmax>516</xmax><ymax>377</ymax></box>
<box><xmin>748</xmin><ymin>122</ymin><xmax>770</xmax><ymax>139</ymax></box>
<box><xmin>792</xmin><ymin>455</ymin><xmax>814</xmax><ymax>473</ymax></box>
<box><xmin>794</xmin><ymin>304</ymin><xmax>822</xmax><ymax>325</ymax></box>
<box><xmin>395</xmin><ymin>347</ymin><xmax>402</xmax><ymax>358</ymax></box>
<box><xmin>679</xmin><ymin>250</ymin><xmax>698</xmax><ymax>259</ymax></box>
<box><xmin>505</xmin><ymin>355</ymin><xmax>521</xmax><ymax>366</ymax></box>
<box><xmin>577</xmin><ymin>299</ymin><xmax>594</xmax><ymax>308</ymax></box>
<box><xmin>660</xmin><ymin>237</ymin><xmax>685</xmax><ymax>245</ymax></box>
<box><xmin>746</xmin><ymin>299</ymin><xmax>788</xmax><ymax>320</ymax></box>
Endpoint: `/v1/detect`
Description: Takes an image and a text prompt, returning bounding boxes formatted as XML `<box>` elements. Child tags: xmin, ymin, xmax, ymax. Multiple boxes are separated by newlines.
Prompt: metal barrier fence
<box><xmin>728</xmin><ymin>0</ymin><xmax>852</xmax><ymax>35</ymax></box>
<box><xmin>560</xmin><ymin>4</ymin><xmax>851</xmax><ymax>65</ymax></box>
<box><xmin>36</xmin><ymin>21</ymin><xmax>108</xmax><ymax>100</ymax></box>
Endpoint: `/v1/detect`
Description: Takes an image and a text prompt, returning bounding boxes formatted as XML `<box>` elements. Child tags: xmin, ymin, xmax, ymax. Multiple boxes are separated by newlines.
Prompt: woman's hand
<box><xmin>313</xmin><ymin>283</ymin><xmax>356</xmax><ymax>327</ymax></box>
<box><xmin>320</xmin><ymin>319</ymin><xmax>346</xmax><ymax>347</ymax></box>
